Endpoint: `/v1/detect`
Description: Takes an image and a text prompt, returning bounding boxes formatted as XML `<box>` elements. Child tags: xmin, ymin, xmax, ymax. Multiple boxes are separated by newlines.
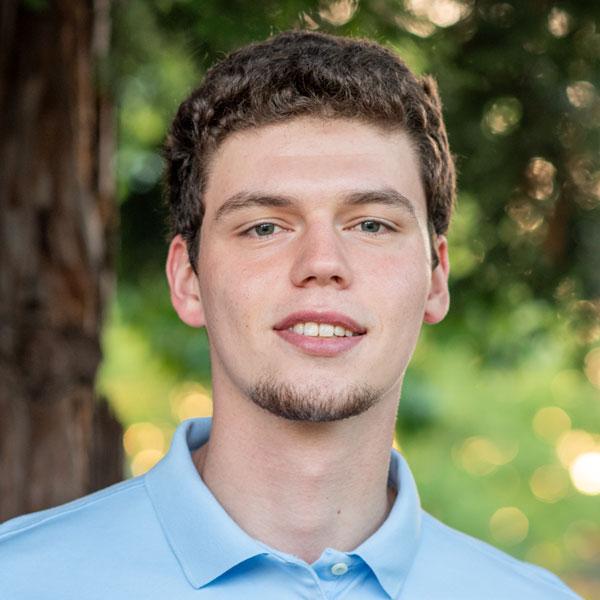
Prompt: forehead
<box><xmin>203</xmin><ymin>117</ymin><xmax>426</xmax><ymax>219</ymax></box>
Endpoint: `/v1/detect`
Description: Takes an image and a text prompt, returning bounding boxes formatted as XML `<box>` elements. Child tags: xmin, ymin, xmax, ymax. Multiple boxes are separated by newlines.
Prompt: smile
<box><xmin>275</xmin><ymin>328</ymin><xmax>365</xmax><ymax>357</ymax></box>
<box><xmin>273</xmin><ymin>311</ymin><xmax>366</xmax><ymax>357</ymax></box>
<box><xmin>288</xmin><ymin>322</ymin><xmax>359</xmax><ymax>337</ymax></box>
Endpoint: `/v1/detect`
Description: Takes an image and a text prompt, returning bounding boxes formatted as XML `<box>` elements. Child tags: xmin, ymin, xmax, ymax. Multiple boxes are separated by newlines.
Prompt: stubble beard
<box><xmin>247</xmin><ymin>375</ymin><xmax>383</xmax><ymax>422</ymax></box>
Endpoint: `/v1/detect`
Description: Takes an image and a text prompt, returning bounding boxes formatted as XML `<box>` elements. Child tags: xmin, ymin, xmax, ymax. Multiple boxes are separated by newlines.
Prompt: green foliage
<box><xmin>99</xmin><ymin>2</ymin><xmax>600</xmax><ymax>597</ymax></box>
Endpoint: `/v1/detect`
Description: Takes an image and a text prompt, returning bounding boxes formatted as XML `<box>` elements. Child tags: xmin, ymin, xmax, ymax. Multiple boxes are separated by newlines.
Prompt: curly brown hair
<box><xmin>164</xmin><ymin>30</ymin><xmax>455</xmax><ymax>271</ymax></box>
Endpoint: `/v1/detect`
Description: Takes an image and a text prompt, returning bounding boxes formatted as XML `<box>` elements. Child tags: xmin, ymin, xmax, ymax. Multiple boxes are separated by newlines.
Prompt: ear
<box><xmin>423</xmin><ymin>235</ymin><xmax>450</xmax><ymax>325</ymax></box>
<box><xmin>166</xmin><ymin>234</ymin><xmax>206</xmax><ymax>328</ymax></box>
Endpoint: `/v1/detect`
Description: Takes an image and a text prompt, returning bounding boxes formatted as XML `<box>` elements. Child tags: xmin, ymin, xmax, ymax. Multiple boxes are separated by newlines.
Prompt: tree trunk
<box><xmin>0</xmin><ymin>0</ymin><xmax>123</xmax><ymax>521</ymax></box>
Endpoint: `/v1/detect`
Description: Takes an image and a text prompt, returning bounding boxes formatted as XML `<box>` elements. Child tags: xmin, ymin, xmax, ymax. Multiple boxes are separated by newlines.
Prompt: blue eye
<box><xmin>256</xmin><ymin>223</ymin><xmax>275</xmax><ymax>235</ymax></box>
<box><xmin>360</xmin><ymin>220</ymin><xmax>383</xmax><ymax>233</ymax></box>
<box><xmin>359</xmin><ymin>219</ymin><xmax>392</xmax><ymax>235</ymax></box>
<box><xmin>249</xmin><ymin>223</ymin><xmax>279</xmax><ymax>237</ymax></box>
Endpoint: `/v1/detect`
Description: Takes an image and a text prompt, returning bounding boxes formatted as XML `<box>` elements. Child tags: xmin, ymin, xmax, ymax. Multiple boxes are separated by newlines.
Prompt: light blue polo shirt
<box><xmin>0</xmin><ymin>417</ymin><xmax>580</xmax><ymax>599</ymax></box>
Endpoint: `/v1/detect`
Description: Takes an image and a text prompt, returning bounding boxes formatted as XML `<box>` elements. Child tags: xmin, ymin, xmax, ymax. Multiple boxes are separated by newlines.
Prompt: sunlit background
<box><xmin>96</xmin><ymin>1</ymin><xmax>600</xmax><ymax>597</ymax></box>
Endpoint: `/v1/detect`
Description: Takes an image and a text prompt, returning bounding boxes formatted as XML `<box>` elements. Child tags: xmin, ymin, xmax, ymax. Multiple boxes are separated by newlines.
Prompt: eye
<box><xmin>355</xmin><ymin>220</ymin><xmax>393</xmax><ymax>234</ymax></box>
<box><xmin>244</xmin><ymin>222</ymin><xmax>282</xmax><ymax>237</ymax></box>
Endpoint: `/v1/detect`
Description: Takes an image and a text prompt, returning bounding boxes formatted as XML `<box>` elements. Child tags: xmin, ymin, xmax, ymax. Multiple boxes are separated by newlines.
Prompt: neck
<box><xmin>193</xmin><ymin>386</ymin><xmax>400</xmax><ymax>564</ymax></box>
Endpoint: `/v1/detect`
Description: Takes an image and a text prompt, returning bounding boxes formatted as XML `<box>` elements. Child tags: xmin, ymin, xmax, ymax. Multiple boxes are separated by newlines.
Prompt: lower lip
<box><xmin>275</xmin><ymin>329</ymin><xmax>365</xmax><ymax>357</ymax></box>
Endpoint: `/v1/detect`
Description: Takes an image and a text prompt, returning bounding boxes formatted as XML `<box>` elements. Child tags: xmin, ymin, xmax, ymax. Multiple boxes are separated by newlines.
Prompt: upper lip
<box><xmin>273</xmin><ymin>311</ymin><xmax>367</xmax><ymax>334</ymax></box>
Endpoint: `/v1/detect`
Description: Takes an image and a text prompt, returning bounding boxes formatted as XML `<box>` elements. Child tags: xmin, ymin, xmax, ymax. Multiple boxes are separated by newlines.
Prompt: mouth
<box><xmin>273</xmin><ymin>311</ymin><xmax>367</xmax><ymax>357</ymax></box>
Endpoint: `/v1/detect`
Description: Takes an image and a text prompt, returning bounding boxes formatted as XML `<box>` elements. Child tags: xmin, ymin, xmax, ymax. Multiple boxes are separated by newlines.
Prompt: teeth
<box><xmin>287</xmin><ymin>322</ymin><xmax>358</xmax><ymax>338</ymax></box>
<box><xmin>304</xmin><ymin>322</ymin><xmax>319</xmax><ymax>336</ymax></box>
<box><xmin>318</xmin><ymin>324</ymin><xmax>334</xmax><ymax>337</ymax></box>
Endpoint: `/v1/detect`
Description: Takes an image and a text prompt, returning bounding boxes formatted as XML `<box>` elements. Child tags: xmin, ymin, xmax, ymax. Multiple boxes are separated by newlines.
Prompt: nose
<box><xmin>289</xmin><ymin>223</ymin><xmax>353</xmax><ymax>289</ymax></box>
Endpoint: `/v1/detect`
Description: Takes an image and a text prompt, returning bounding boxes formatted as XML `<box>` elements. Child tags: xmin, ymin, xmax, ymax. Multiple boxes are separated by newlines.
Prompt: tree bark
<box><xmin>0</xmin><ymin>0</ymin><xmax>122</xmax><ymax>521</ymax></box>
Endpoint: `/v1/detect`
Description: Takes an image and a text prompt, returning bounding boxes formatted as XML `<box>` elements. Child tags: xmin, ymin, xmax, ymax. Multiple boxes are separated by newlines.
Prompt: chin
<box><xmin>245</xmin><ymin>375</ymin><xmax>385</xmax><ymax>423</ymax></box>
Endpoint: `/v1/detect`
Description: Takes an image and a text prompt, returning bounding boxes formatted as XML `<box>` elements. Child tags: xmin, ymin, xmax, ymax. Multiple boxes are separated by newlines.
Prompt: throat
<box><xmin>193</xmin><ymin>440</ymin><xmax>396</xmax><ymax>562</ymax></box>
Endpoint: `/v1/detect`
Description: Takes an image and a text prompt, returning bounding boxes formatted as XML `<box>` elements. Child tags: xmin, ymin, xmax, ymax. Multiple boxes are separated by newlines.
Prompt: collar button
<box><xmin>330</xmin><ymin>562</ymin><xmax>349</xmax><ymax>576</ymax></box>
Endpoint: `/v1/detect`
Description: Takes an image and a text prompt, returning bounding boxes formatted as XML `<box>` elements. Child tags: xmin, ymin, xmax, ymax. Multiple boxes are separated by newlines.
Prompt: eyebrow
<box><xmin>213</xmin><ymin>188</ymin><xmax>418</xmax><ymax>223</ymax></box>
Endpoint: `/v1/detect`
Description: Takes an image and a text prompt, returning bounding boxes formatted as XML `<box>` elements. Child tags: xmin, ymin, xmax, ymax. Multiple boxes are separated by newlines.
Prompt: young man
<box><xmin>0</xmin><ymin>31</ymin><xmax>580</xmax><ymax>599</ymax></box>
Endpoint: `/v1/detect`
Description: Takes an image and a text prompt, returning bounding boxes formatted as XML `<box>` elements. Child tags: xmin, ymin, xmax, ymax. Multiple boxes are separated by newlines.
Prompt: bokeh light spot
<box><xmin>569</xmin><ymin>452</ymin><xmax>600</xmax><ymax>495</ymax></box>
<box><xmin>406</xmin><ymin>0</ymin><xmax>471</xmax><ymax>28</ymax></box>
<box><xmin>556</xmin><ymin>429</ymin><xmax>597</xmax><ymax>467</ymax></box>
<box><xmin>533</xmin><ymin>406</ymin><xmax>571</xmax><ymax>442</ymax></box>
<box><xmin>170</xmin><ymin>382</ymin><xmax>213</xmax><ymax>421</ymax></box>
<box><xmin>456</xmin><ymin>436</ymin><xmax>518</xmax><ymax>476</ymax></box>
<box><xmin>131</xmin><ymin>448</ymin><xmax>164</xmax><ymax>477</ymax></box>
<box><xmin>547</xmin><ymin>7</ymin><xmax>571</xmax><ymax>38</ymax></box>
<box><xmin>489</xmin><ymin>506</ymin><xmax>529</xmax><ymax>545</ymax></box>
<box><xmin>529</xmin><ymin>464</ymin><xmax>570</xmax><ymax>503</ymax></box>
<box><xmin>526</xmin><ymin>541</ymin><xmax>564</xmax><ymax>572</ymax></box>
<box><xmin>300</xmin><ymin>11</ymin><xmax>319</xmax><ymax>30</ymax></box>
<box><xmin>123</xmin><ymin>422</ymin><xmax>165</xmax><ymax>456</ymax></box>
<box><xmin>569</xmin><ymin>156</ymin><xmax>600</xmax><ymax>210</ymax></box>
<box><xmin>395</xmin><ymin>14</ymin><xmax>436</xmax><ymax>37</ymax></box>
<box><xmin>507</xmin><ymin>199</ymin><xmax>544</xmax><ymax>233</ymax></box>
<box><xmin>482</xmin><ymin>97</ymin><xmax>522</xmax><ymax>136</ymax></box>
<box><xmin>318</xmin><ymin>0</ymin><xmax>358</xmax><ymax>26</ymax></box>
<box><xmin>566</xmin><ymin>81</ymin><xmax>596</xmax><ymax>109</ymax></box>
<box><xmin>526</xmin><ymin>157</ymin><xmax>556</xmax><ymax>201</ymax></box>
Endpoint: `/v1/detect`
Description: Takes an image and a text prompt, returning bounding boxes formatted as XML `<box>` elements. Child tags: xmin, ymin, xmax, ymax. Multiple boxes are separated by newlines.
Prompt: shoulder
<box><xmin>404</xmin><ymin>510</ymin><xmax>581</xmax><ymax>599</ymax></box>
<box><xmin>0</xmin><ymin>477</ymin><xmax>172</xmax><ymax>598</ymax></box>
<box><xmin>0</xmin><ymin>477</ymin><xmax>146</xmax><ymax>544</ymax></box>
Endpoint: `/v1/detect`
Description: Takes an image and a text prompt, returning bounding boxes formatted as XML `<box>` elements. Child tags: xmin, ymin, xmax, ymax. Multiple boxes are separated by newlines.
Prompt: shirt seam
<box><xmin>0</xmin><ymin>479</ymin><xmax>145</xmax><ymax>542</ymax></box>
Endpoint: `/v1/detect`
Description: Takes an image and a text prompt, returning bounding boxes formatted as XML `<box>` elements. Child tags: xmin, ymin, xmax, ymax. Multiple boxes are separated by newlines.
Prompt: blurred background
<box><xmin>1</xmin><ymin>0</ymin><xmax>599</xmax><ymax>597</ymax></box>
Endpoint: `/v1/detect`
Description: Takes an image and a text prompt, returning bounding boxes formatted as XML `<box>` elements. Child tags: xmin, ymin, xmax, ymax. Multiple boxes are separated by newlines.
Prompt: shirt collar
<box><xmin>144</xmin><ymin>418</ymin><xmax>268</xmax><ymax>588</ymax></box>
<box><xmin>351</xmin><ymin>447</ymin><xmax>422</xmax><ymax>598</ymax></box>
<box><xmin>144</xmin><ymin>417</ymin><xmax>422</xmax><ymax>596</ymax></box>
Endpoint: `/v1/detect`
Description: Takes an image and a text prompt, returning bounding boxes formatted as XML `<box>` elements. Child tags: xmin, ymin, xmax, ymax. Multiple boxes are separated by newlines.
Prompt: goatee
<box><xmin>247</xmin><ymin>375</ymin><xmax>382</xmax><ymax>422</ymax></box>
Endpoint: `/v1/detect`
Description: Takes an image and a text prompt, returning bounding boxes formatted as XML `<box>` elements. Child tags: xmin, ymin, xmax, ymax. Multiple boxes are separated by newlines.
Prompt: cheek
<box><xmin>199</xmin><ymin>253</ymin><xmax>275</xmax><ymax>336</ymax></box>
<box><xmin>366</xmin><ymin>252</ymin><xmax>430</xmax><ymax>321</ymax></box>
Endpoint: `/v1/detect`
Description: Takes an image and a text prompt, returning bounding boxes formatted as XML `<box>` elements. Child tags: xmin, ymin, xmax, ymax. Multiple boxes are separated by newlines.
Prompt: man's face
<box><xmin>169</xmin><ymin>117</ymin><xmax>449</xmax><ymax>421</ymax></box>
